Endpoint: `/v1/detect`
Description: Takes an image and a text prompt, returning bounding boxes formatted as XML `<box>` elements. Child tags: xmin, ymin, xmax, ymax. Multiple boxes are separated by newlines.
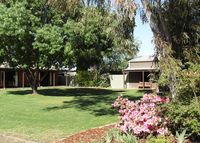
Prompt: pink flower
<box><xmin>157</xmin><ymin>128</ymin><xmax>168</xmax><ymax>135</ymax></box>
<box><xmin>113</xmin><ymin>94</ymin><xmax>170</xmax><ymax>136</ymax></box>
<box><xmin>165</xmin><ymin>97</ymin><xmax>170</xmax><ymax>103</ymax></box>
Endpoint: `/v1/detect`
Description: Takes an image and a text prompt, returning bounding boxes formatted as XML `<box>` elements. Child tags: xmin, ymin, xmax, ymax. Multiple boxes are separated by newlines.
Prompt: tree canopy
<box><xmin>143</xmin><ymin>0</ymin><xmax>200</xmax><ymax>98</ymax></box>
<box><xmin>0</xmin><ymin>0</ymin><xmax>138</xmax><ymax>92</ymax></box>
<box><xmin>112</xmin><ymin>0</ymin><xmax>200</xmax><ymax>98</ymax></box>
<box><xmin>0</xmin><ymin>0</ymin><xmax>69</xmax><ymax>93</ymax></box>
<box><xmin>64</xmin><ymin>7</ymin><xmax>138</xmax><ymax>71</ymax></box>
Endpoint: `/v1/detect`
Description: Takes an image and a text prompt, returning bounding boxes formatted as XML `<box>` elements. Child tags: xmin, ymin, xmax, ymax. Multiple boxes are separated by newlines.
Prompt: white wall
<box><xmin>110</xmin><ymin>74</ymin><xmax>125</xmax><ymax>89</ymax></box>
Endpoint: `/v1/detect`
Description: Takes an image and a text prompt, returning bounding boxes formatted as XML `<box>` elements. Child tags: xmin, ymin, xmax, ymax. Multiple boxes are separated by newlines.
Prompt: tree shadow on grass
<box><xmin>40</xmin><ymin>88</ymin><xmax>122</xmax><ymax>96</ymax></box>
<box><xmin>6</xmin><ymin>89</ymin><xmax>33</xmax><ymax>95</ymax></box>
<box><xmin>7</xmin><ymin>87</ymin><xmax>145</xmax><ymax>116</ymax></box>
<box><xmin>44</xmin><ymin>94</ymin><xmax>120</xmax><ymax>116</ymax></box>
<box><xmin>137</xmin><ymin>89</ymin><xmax>153</xmax><ymax>94</ymax></box>
<box><xmin>42</xmin><ymin>88</ymin><xmax>143</xmax><ymax>116</ymax></box>
<box><xmin>7</xmin><ymin>87</ymin><xmax>123</xmax><ymax>96</ymax></box>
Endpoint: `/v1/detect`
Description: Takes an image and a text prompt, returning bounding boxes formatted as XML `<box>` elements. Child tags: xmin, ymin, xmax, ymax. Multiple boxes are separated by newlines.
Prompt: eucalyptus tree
<box><xmin>49</xmin><ymin>0</ymin><xmax>138</xmax><ymax>72</ymax></box>
<box><xmin>64</xmin><ymin>6</ymin><xmax>138</xmax><ymax>71</ymax></box>
<box><xmin>0</xmin><ymin>0</ymin><xmax>70</xmax><ymax>94</ymax></box>
<box><xmin>112</xmin><ymin>0</ymin><xmax>200</xmax><ymax>98</ymax></box>
<box><xmin>140</xmin><ymin>0</ymin><xmax>200</xmax><ymax>97</ymax></box>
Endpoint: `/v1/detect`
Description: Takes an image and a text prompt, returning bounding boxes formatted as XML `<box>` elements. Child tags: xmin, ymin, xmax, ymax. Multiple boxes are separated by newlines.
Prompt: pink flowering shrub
<box><xmin>112</xmin><ymin>94</ymin><xmax>170</xmax><ymax>137</ymax></box>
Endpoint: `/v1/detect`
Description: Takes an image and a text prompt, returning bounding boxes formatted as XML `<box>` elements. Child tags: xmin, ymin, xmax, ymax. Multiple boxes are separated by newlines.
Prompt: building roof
<box><xmin>0</xmin><ymin>63</ymin><xmax>10</xmax><ymax>69</ymax></box>
<box><xmin>129</xmin><ymin>55</ymin><xmax>156</xmax><ymax>62</ymax></box>
<box><xmin>124</xmin><ymin>55</ymin><xmax>159</xmax><ymax>72</ymax></box>
<box><xmin>124</xmin><ymin>67</ymin><xmax>158</xmax><ymax>72</ymax></box>
<box><xmin>0</xmin><ymin>63</ymin><xmax>76</xmax><ymax>71</ymax></box>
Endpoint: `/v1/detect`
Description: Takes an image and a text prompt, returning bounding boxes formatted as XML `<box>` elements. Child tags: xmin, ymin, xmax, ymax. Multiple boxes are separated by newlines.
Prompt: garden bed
<box><xmin>54</xmin><ymin>124</ymin><xmax>115</xmax><ymax>143</ymax></box>
<box><xmin>54</xmin><ymin>124</ymin><xmax>195</xmax><ymax>143</ymax></box>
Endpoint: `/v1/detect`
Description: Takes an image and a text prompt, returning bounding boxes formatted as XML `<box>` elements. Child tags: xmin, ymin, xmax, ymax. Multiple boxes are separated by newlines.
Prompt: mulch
<box><xmin>53</xmin><ymin>124</ymin><xmax>198</xmax><ymax>143</ymax></box>
<box><xmin>54</xmin><ymin>124</ymin><xmax>116</xmax><ymax>143</ymax></box>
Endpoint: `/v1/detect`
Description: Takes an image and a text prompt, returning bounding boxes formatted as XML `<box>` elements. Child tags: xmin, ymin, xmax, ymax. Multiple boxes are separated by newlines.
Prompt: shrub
<box><xmin>75</xmin><ymin>70</ymin><xmax>95</xmax><ymax>87</ymax></box>
<box><xmin>177</xmin><ymin>64</ymin><xmax>200</xmax><ymax>104</ymax></box>
<box><xmin>164</xmin><ymin>98</ymin><xmax>200</xmax><ymax>141</ymax></box>
<box><xmin>112</xmin><ymin>94</ymin><xmax>170</xmax><ymax>137</ymax></box>
<box><xmin>146</xmin><ymin>134</ymin><xmax>171</xmax><ymax>143</ymax></box>
<box><xmin>75</xmin><ymin>70</ymin><xmax>110</xmax><ymax>87</ymax></box>
<box><xmin>98</xmin><ymin>128</ymin><xmax>138</xmax><ymax>143</ymax></box>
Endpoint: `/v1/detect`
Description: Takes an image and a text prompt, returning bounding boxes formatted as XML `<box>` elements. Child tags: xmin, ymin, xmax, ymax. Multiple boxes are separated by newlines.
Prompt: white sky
<box><xmin>134</xmin><ymin>5</ymin><xmax>155</xmax><ymax>56</ymax></box>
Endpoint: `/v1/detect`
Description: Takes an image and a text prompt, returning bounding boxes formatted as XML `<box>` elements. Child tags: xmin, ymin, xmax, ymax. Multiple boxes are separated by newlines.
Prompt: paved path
<box><xmin>0</xmin><ymin>134</ymin><xmax>38</xmax><ymax>143</ymax></box>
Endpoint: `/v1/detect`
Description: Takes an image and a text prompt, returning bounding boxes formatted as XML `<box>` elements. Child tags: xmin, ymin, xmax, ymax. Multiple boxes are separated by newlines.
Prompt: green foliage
<box><xmin>110</xmin><ymin>128</ymin><xmax>124</xmax><ymax>142</ymax></box>
<box><xmin>75</xmin><ymin>71</ymin><xmax>95</xmax><ymax>87</ymax></box>
<box><xmin>48</xmin><ymin>0</ymin><xmax>83</xmax><ymax>18</ymax></box>
<box><xmin>162</xmin><ymin>0</ymin><xmax>200</xmax><ymax>62</ymax></box>
<box><xmin>97</xmin><ymin>73</ymin><xmax>110</xmax><ymax>87</ymax></box>
<box><xmin>64</xmin><ymin>7</ymin><xmax>137</xmax><ymax>71</ymax></box>
<box><xmin>176</xmin><ymin>129</ymin><xmax>187</xmax><ymax>143</ymax></box>
<box><xmin>139</xmin><ymin>0</ymin><xmax>200</xmax><ymax>98</ymax></box>
<box><xmin>158</xmin><ymin>48</ymin><xmax>181</xmax><ymax>87</ymax></box>
<box><xmin>177</xmin><ymin>64</ymin><xmax>200</xmax><ymax>104</ymax></box>
<box><xmin>162</xmin><ymin>63</ymin><xmax>200</xmax><ymax>140</ymax></box>
<box><xmin>97</xmin><ymin>128</ymin><xmax>138</xmax><ymax>143</ymax></box>
<box><xmin>33</xmin><ymin>24</ymin><xmax>64</xmax><ymax>68</ymax></box>
<box><xmin>0</xmin><ymin>0</ymin><xmax>138</xmax><ymax>92</ymax></box>
<box><xmin>164</xmin><ymin>99</ymin><xmax>200</xmax><ymax>140</ymax></box>
<box><xmin>0</xmin><ymin>0</ymin><xmax>66</xmax><ymax>67</ymax></box>
<box><xmin>146</xmin><ymin>135</ymin><xmax>170</xmax><ymax>143</ymax></box>
<box><xmin>0</xmin><ymin>0</ymin><xmax>68</xmax><ymax>92</ymax></box>
<box><xmin>75</xmin><ymin>70</ymin><xmax>110</xmax><ymax>87</ymax></box>
<box><xmin>144</xmin><ymin>0</ymin><xmax>200</xmax><ymax>64</ymax></box>
<box><xmin>120</xmin><ymin>133</ymin><xmax>138</xmax><ymax>143</ymax></box>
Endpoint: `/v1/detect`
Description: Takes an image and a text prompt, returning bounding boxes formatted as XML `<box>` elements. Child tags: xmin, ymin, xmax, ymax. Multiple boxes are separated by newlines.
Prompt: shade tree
<box><xmin>0</xmin><ymin>0</ymin><xmax>70</xmax><ymax>94</ymax></box>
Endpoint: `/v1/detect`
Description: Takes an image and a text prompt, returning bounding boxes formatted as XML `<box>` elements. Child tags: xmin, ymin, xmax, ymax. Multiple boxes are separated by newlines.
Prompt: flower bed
<box><xmin>112</xmin><ymin>94</ymin><xmax>170</xmax><ymax>137</ymax></box>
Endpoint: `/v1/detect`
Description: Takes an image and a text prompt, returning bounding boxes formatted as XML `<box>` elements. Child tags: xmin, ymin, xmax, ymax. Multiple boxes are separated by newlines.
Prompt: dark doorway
<box><xmin>40</xmin><ymin>72</ymin><xmax>50</xmax><ymax>86</ymax></box>
<box><xmin>5</xmin><ymin>71</ymin><xmax>16</xmax><ymax>87</ymax></box>
<box><xmin>144</xmin><ymin>72</ymin><xmax>150</xmax><ymax>82</ymax></box>
<box><xmin>58</xmin><ymin>72</ymin><xmax>66</xmax><ymax>86</ymax></box>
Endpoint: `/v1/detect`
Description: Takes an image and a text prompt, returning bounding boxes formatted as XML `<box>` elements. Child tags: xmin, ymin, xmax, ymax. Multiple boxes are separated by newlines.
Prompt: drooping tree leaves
<box><xmin>112</xmin><ymin>0</ymin><xmax>200</xmax><ymax>97</ymax></box>
<box><xmin>64</xmin><ymin>7</ymin><xmax>138</xmax><ymax>72</ymax></box>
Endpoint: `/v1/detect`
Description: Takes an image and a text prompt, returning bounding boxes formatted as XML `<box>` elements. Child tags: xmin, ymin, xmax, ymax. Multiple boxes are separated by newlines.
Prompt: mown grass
<box><xmin>0</xmin><ymin>87</ymin><xmax>145</xmax><ymax>142</ymax></box>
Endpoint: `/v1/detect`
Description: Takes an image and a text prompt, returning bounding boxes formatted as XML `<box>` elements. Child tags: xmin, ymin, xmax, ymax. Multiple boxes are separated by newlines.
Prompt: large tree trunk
<box><xmin>25</xmin><ymin>69</ymin><xmax>49</xmax><ymax>94</ymax></box>
<box><xmin>25</xmin><ymin>69</ymin><xmax>39</xmax><ymax>94</ymax></box>
<box><xmin>141</xmin><ymin>0</ymin><xmax>177</xmax><ymax>98</ymax></box>
<box><xmin>31</xmin><ymin>84</ymin><xmax>38</xmax><ymax>94</ymax></box>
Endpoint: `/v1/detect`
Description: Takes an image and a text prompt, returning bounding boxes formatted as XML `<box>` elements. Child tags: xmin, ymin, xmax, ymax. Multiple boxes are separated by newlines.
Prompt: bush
<box><xmin>75</xmin><ymin>70</ymin><xmax>95</xmax><ymax>87</ymax></box>
<box><xmin>75</xmin><ymin>70</ymin><xmax>110</xmax><ymax>87</ymax></box>
<box><xmin>93</xmin><ymin>128</ymin><xmax>138</xmax><ymax>143</ymax></box>
<box><xmin>96</xmin><ymin>73</ymin><xmax>110</xmax><ymax>87</ymax></box>
<box><xmin>112</xmin><ymin>94</ymin><xmax>170</xmax><ymax>137</ymax></box>
<box><xmin>146</xmin><ymin>135</ymin><xmax>171</xmax><ymax>143</ymax></box>
<box><xmin>177</xmin><ymin>64</ymin><xmax>200</xmax><ymax>104</ymax></box>
<box><xmin>164</xmin><ymin>98</ymin><xmax>200</xmax><ymax>141</ymax></box>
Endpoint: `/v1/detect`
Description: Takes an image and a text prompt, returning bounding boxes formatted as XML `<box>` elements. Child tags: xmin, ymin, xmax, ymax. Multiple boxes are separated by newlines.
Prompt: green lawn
<box><xmin>0</xmin><ymin>87</ymin><xmax>144</xmax><ymax>142</ymax></box>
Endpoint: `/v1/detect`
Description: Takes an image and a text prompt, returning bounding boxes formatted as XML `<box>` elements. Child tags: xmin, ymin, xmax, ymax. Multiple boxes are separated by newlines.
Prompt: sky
<box><xmin>134</xmin><ymin>10</ymin><xmax>155</xmax><ymax>56</ymax></box>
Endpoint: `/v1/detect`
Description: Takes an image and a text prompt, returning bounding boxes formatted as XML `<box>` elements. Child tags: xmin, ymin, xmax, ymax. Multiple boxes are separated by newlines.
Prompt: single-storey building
<box><xmin>123</xmin><ymin>55</ymin><xmax>159</xmax><ymax>89</ymax></box>
<box><xmin>0</xmin><ymin>64</ymin><xmax>76</xmax><ymax>88</ymax></box>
